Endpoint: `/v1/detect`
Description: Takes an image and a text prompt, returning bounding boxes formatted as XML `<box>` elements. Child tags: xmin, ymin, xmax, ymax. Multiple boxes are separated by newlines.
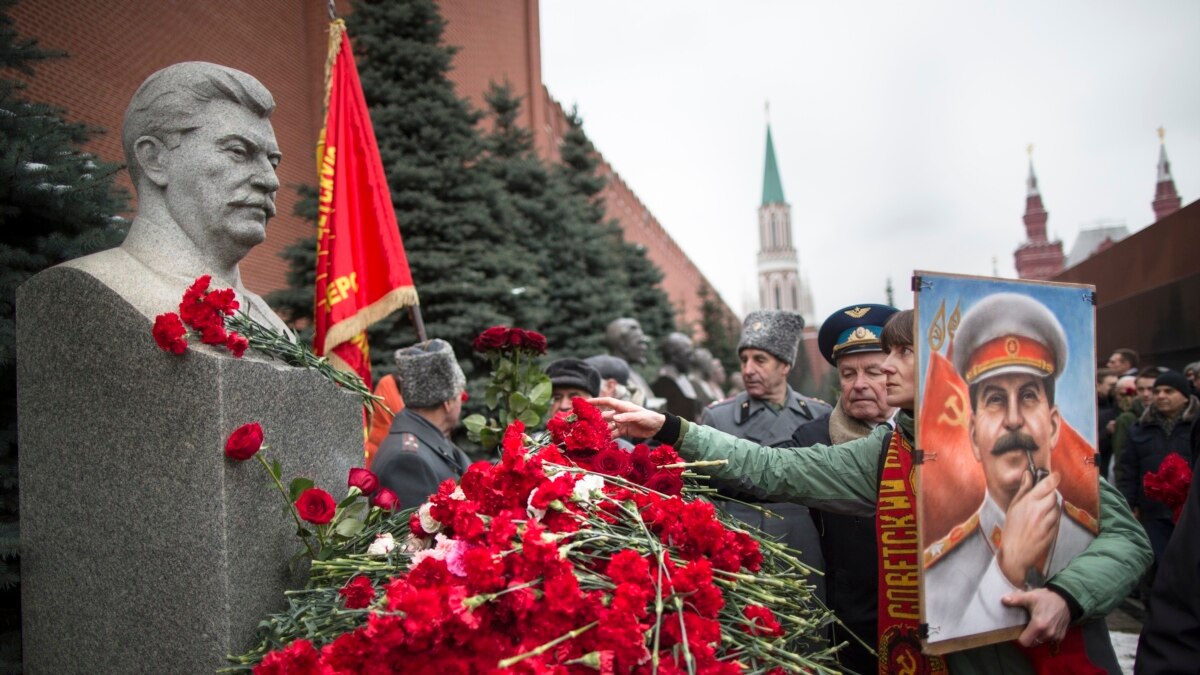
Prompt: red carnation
<box><xmin>1145</xmin><ymin>452</ymin><xmax>1194</xmax><ymax>522</ymax></box>
<box><xmin>473</xmin><ymin>326</ymin><xmax>509</xmax><ymax>352</ymax></box>
<box><xmin>507</xmin><ymin>327</ymin><xmax>527</xmax><ymax>347</ymax></box>
<box><xmin>203</xmin><ymin>286</ymin><xmax>239</xmax><ymax>315</ymax></box>
<box><xmin>225</xmin><ymin>331</ymin><xmax>249</xmax><ymax>358</ymax></box>
<box><xmin>253</xmin><ymin>638</ymin><xmax>330</xmax><ymax>675</ymax></box>
<box><xmin>339</xmin><ymin>575</ymin><xmax>376</xmax><ymax>609</ymax></box>
<box><xmin>348</xmin><ymin>467</ymin><xmax>380</xmax><ymax>496</ymax></box>
<box><xmin>743</xmin><ymin>604</ymin><xmax>785</xmax><ymax>637</ymax></box>
<box><xmin>295</xmin><ymin>487</ymin><xmax>337</xmax><ymax>525</ymax></box>
<box><xmin>152</xmin><ymin>312</ymin><xmax>188</xmax><ymax>354</ymax></box>
<box><xmin>520</xmin><ymin>329</ymin><xmax>547</xmax><ymax>355</ymax></box>
<box><xmin>372</xmin><ymin>487</ymin><xmax>400</xmax><ymax>511</ymax></box>
<box><xmin>224</xmin><ymin>422</ymin><xmax>264</xmax><ymax>461</ymax></box>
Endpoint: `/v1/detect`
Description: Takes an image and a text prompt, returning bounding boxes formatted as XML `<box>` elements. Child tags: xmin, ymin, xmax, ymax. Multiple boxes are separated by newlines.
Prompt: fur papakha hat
<box><xmin>737</xmin><ymin>310</ymin><xmax>806</xmax><ymax>365</ymax></box>
<box><xmin>393</xmin><ymin>339</ymin><xmax>466</xmax><ymax>408</ymax></box>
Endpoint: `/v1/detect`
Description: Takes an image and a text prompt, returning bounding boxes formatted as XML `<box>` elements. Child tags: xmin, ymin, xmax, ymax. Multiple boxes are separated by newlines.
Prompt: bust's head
<box><xmin>660</xmin><ymin>332</ymin><xmax>694</xmax><ymax>372</ymax></box>
<box><xmin>123</xmin><ymin>63</ymin><xmax>281</xmax><ymax>260</ymax></box>
<box><xmin>605</xmin><ymin>317</ymin><xmax>649</xmax><ymax>364</ymax></box>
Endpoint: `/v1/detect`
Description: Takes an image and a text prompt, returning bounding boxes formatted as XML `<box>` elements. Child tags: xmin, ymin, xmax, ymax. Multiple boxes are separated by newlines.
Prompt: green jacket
<box><xmin>673</xmin><ymin>413</ymin><xmax>1152</xmax><ymax>673</ymax></box>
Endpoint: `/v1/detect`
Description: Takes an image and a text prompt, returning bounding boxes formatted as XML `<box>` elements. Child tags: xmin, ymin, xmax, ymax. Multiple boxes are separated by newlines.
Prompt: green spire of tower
<box><xmin>762</xmin><ymin>124</ymin><xmax>785</xmax><ymax>205</ymax></box>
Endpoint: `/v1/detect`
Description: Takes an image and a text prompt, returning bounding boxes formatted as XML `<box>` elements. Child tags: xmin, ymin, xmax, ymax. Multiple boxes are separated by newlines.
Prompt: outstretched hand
<box><xmin>587</xmin><ymin>397</ymin><xmax>667</xmax><ymax>439</ymax></box>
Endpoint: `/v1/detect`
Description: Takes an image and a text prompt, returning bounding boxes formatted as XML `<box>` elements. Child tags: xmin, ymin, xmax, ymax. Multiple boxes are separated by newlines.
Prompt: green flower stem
<box><xmin>496</xmin><ymin>620</ymin><xmax>598</xmax><ymax>668</ymax></box>
<box><xmin>256</xmin><ymin>452</ymin><xmax>317</xmax><ymax>558</ymax></box>
<box><xmin>225</xmin><ymin>312</ymin><xmax>382</xmax><ymax>413</ymax></box>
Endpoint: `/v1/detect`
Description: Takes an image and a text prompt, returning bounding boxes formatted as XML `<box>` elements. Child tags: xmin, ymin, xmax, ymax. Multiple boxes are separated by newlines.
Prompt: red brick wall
<box><xmin>9</xmin><ymin>0</ymin><xmax>736</xmax><ymax>333</ymax></box>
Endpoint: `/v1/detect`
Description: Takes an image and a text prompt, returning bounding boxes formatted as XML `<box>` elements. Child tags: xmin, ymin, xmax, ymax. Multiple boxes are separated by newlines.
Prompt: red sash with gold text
<box><xmin>876</xmin><ymin>431</ymin><xmax>948</xmax><ymax>674</ymax></box>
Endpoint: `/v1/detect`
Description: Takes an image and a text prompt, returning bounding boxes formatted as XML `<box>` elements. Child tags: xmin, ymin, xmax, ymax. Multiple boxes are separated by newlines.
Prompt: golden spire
<box><xmin>1026</xmin><ymin>143</ymin><xmax>1034</xmax><ymax>157</ymax></box>
<box><xmin>1158</xmin><ymin>126</ymin><xmax>1165</xmax><ymax>143</ymax></box>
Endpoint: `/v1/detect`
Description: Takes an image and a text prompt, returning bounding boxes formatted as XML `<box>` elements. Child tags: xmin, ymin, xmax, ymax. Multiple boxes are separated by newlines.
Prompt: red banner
<box><xmin>314</xmin><ymin>20</ymin><xmax>418</xmax><ymax>388</ymax></box>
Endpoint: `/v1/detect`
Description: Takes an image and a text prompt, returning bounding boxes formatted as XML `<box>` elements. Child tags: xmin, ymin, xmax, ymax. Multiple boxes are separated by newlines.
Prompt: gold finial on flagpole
<box><xmin>1026</xmin><ymin>143</ymin><xmax>1034</xmax><ymax>157</ymax></box>
<box><xmin>1157</xmin><ymin>126</ymin><xmax>1165</xmax><ymax>143</ymax></box>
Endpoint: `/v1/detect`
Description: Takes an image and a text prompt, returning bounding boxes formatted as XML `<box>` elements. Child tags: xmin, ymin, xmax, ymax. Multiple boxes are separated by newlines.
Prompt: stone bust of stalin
<box><xmin>64</xmin><ymin>61</ymin><xmax>289</xmax><ymax>333</ymax></box>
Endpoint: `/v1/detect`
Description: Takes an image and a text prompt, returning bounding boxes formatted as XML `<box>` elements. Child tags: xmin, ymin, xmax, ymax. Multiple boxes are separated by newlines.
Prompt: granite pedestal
<box><xmin>17</xmin><ymin>266</ymin><xmax>361</xmax><ymax>673</ymax></box>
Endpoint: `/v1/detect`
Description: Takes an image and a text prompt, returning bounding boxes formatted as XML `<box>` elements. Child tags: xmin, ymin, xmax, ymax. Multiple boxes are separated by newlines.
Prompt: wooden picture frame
<box><xmin>912</xmin><ymin>271</ymin><xmax>1100</xmax><ymax>654</ymax></box>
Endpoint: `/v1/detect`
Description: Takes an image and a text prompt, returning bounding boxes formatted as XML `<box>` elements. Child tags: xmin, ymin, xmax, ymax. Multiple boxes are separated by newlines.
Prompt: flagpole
<box><xmin>410</xmin><ymin>306</ymin><xmax>427</xmax><ymax>342</ymax></box>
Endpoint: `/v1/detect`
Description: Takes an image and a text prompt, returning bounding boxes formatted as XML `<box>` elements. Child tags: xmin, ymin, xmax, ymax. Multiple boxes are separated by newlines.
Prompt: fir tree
<box><xmin>552</xmin><ymin>109</ymin><xmax>676</xmax><ymax>354</ymax></box>
<box><xmin>0</xmin><ymin>0</ymin><xmax>131</xmax><ymax>661</ymax></box>
<box><xmin>696</xmin><ymin>283</ymin><xmax>740</xmax><ymax>375</ymax></box>
<box><xmin>274</xmin><ymin>0</ymin><xmax>539</xmax><ymax>382</ymax></box>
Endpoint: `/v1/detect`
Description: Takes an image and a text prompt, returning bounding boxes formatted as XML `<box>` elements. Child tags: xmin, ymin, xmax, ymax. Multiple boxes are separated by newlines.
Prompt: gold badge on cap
<box><xmin>845</xmin><ymin>307</ymin><xmax>870</xmax><ymax>318</ymax></box>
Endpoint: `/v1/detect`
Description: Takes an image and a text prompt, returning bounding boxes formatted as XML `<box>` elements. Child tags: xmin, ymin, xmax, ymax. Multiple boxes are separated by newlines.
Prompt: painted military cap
<box><xmin>738</xmin><ymin>310</ymin><xmax>806</xmax><ymax>365</ymax></box>
<box><xmin>393</xmin><ymin>338</ymin><xmax>466</xmax><ymax>408</ymax></box>
<box><xmin>816</xmin><ymin>304</ymin><xmax>899</xmax><ymax>365</ymax></box>
<box><xmin>951</xmin><ymin>292</ymin><xmax>1067</xmax><ymax>385</ymax></box>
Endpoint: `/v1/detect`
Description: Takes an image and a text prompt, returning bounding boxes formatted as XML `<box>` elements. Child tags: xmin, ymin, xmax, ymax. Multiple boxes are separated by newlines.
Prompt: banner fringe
<box><xmin>322</xmin><ymin>285</ymin><xmax>420</xmax><ymax>354</ymax></box>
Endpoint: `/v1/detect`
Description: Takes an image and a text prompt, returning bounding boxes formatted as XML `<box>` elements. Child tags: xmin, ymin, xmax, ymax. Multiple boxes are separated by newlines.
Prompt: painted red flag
<box><xmin>314</xmin><ymin>20</ymin><xmax>418</xmax><ymax>388</ymax></box>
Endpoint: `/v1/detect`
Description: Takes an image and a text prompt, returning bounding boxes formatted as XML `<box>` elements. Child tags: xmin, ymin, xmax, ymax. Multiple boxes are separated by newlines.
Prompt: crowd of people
<box><xmin>364</xmin><ymin>304</ymin><xmax>1197</xmax><ymax>674</ymax></box>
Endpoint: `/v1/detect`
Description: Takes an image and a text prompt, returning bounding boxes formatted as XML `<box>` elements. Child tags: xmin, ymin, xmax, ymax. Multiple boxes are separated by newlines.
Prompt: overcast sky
<box><xmin>539</xmin><ymin>0</ymin><xmax>1200</xmax><ymax>320</ymax></box>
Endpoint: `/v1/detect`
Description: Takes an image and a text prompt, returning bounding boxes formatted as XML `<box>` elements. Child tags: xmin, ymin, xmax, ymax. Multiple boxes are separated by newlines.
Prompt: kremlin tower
<box><xmin>1152</xmin><ymin>127</ymin><xmax>1182</xmax><ymax>222</ymax></box>
<box><xmin>756</xmin><ymin>122</ymin><xmax>814</xmax><ymax>323</ymax></box>
<box><xmin>1013</xmin><ymin>148</ymin><xmax>1065</xmax><ymax>280</ymax></box>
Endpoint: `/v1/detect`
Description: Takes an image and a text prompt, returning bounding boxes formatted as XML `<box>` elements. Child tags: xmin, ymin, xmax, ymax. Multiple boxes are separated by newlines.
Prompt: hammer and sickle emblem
<box><xmin>897</xmin><ymin>651</ymin><xmax>918</xmax><ymax>675</ymax></box>
<box><xmin>938</xmin><ymin>393</ymin><xmax>967</xmax><ymax>427</ymax></box>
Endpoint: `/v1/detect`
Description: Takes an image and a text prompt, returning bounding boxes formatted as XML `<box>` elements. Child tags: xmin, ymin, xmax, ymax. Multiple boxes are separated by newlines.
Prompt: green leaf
<box><xmin>288</xmin><ymin>477</ymin><xmax>314</xmax><ymax>501</ymax></box>
<box><xmin>271</xmin><ymin>459</ymin><xmax>283</xmax><ymax>481</ymax></box>
<box><xmin>463</xmin><ymin>414</ymin><xmax>487</xmax><ymax>434</ymax></box>
<box><xmin>485</xmin><ymin>387</ymin><xmax>500</xmax><ymax>409</ymax></box>
<box><xmin>334</xmin><ymin>518</ymin><xmax>365</xmax><ymax>538</ymax></box>
<box><xmin>480</xmin><ymin>426</ymin><xmax>498</xmax><ymax>449</ymax></box>
<box><xmin>316</xmin><ymin>547</ymin><xmax>333</xmax><ymax>561</ymax></box>
<box><xmin>296</xmin><ymin>527</ymin><xmax>312</xmax><ymax>539</ymax></box>
<box><xmin>529</xmin><ymin>379</ymin><xmax>551</xmax><ymax>406</ymax></box>
<box><xmin>508</xmin><ymin>391</ymin><xmax>529</xmax><ymax>413</ymax></box>
<box><xmin>517</xmin><ymin>409</ymin><xmax>540</xmax><ymax>427</ymax></box>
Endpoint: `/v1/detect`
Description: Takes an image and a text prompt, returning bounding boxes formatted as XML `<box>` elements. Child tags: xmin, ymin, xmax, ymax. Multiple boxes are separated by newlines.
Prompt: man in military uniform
<box><xmin>374</xmin><ymin>339</ymin><xmax>472</xmax><ymax>509</ymax></box>
<box><xmin>699</xmin><ymin>310</ymin><xmax>832</xmax><ymax>600</ymax></box>
<box><xmin>791</xmin><ymin>303</ymin><xmax>898</xmax><ymax>674</ymax></box>
<box><xmin>923</xmin><ymin>293</ymin><xmax>1097</xmax><ymax>642</ymax></box>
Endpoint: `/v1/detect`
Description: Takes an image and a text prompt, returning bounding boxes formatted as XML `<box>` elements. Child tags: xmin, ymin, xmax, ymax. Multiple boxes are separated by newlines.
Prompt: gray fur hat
<box><xmin>738</xmin><ymin>310</ymin><xmax>806</xmax><ymax>365</ymax></box>
<box><xmin>393</xmin><ymin>339</ymin><xmax>466</xmax><ymax>408</ymax></box>
<box><xmin>951</xmin><ymin>293</ymin><xmax>1067</xmax><ymax>385</ymax></box>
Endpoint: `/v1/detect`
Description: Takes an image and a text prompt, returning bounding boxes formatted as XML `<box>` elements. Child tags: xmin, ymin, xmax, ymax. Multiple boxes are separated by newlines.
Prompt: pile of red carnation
<box><xmin>472</xmin><ymin>325</ymin><xmax>547</xmax><ymax>355</ymax></box>
<box><xmin>152</xmin><ymin>275</ymin><xmax>249</xmax><ymax>357</ymax></box>
<box><xmin>252</xmin><ymin>400</ymin><xmax>826</xmax><ymax>674</ymax></box>
<box><xmin>1144</xmin><ymin>452</ymin><xmax>1194</xmax><ymax>522</ymax></box>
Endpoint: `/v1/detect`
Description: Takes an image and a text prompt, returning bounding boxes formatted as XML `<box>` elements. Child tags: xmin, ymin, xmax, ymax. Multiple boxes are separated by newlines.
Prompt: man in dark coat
<box><xmin>699</xmin><ymin>310</ymin><xmax>831</xmax><ymax>603</ymax></box>
<box><xmin>374</xmin><ymin>339</ymin><xmax>472</xmax><ymax>510</ymax></box>
<box><xmin>1135</xmin><ymin>451</ymin><xmax>1200</xmax><ymax>673</ymax></box>
<box><xmin>791</xmin><ymin>303</ymin><xmax>897</xmax><ymax>674</ymax></box>
<box><xmin>1117</xmin><ymin>369</ymin><xmax>1198</xmax><ymax>562</ymax></box>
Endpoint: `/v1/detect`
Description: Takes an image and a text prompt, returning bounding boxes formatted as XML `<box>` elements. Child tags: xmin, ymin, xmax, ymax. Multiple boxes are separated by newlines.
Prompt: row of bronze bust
<box><xmin>604</xmin><ymin>318</ymin><xmax>735</xmax><ymax>421</ymax></box>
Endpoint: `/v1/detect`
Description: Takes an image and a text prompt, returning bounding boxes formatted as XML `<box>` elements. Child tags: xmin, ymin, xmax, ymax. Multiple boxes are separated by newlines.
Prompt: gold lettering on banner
<box><xmin>879</xmin><ymin>467</ymin><xmax>921</xmax><ymax>620</ymax></box>
<box><xmin>315</xmin><ymin>144</ymin><xmax>337</xmax><ymax>311</ymax></box>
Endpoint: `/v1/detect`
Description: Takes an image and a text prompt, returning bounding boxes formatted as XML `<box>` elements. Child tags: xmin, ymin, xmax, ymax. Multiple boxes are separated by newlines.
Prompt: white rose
<box><xmin>418</xmin><ymin>502</ymin><xmax>442</xmax><ymax>534</ymax></box>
